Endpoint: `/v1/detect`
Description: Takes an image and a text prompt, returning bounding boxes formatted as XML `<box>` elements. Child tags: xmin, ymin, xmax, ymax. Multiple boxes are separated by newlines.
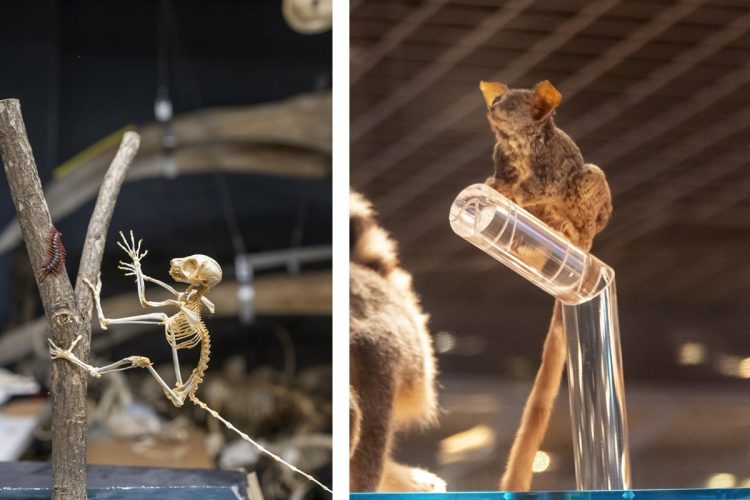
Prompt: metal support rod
<box><xmin>237</xmin><ymin>245</ymin><xmax>332</xmax><ymax>272</ymax></box>
<box><xmin>450</xmin><ymin>183</ymin><xmax>631</xmax><ymax>490</ymax></box>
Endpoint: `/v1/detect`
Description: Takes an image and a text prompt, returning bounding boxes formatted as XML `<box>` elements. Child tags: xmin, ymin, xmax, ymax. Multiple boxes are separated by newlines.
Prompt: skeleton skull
<box><xmin>169</xmin><ymin>255</ymin><xmax>222</xmax><ymax>288</ymax></box>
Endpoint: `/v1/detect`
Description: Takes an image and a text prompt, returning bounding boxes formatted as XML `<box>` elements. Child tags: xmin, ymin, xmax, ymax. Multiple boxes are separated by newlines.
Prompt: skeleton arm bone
<box><xmin>119</xmin><ymin>231</ymin><xmax>214</xmax><ymax>313</ymax></box>
<box><xmin>117</xmin><ymin>231</ymin><xmax>182</xmax><ymax>309</ymax></box>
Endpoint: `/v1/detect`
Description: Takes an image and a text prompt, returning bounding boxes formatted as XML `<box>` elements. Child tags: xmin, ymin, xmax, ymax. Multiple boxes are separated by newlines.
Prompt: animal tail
<box><xmin>500</xmin><ymin>301</ymin><xmax>567</xmax><ymax>491</ymax></box>
<box><xmin>189</xmin><ymin>393</ymin><xmax>333</xmax><ymax>494</ymax></box>
<box><xmin>349</xmin><ymin>385</ymin><xmax>362</xmax><ymax>457</ymax></box>
<box><xmin>349</xmin><ymin>191</ymin><xmax>401</xmax><ymax>279</ymax></box>
<box><xmin>350</xmin><ymin>190</ymin><xmax>424</xmax><ymax>313</ymax></box>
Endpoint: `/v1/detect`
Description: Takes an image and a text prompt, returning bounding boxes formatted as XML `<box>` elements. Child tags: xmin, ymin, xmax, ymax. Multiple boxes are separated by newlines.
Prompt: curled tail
<box><xmin>501</xmin><ymin>301</ymin><xmax>566</xmax><ymax>491</ymax></box>
<box><xmin>189</xmin><ymin>393</ymin><xmax>333</xmax><ymax>494</ymax></box>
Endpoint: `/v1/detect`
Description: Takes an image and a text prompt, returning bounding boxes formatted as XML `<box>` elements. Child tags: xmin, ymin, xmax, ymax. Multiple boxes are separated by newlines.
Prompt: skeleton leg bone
<box><xmin>48</xmin><ymin>335</ymin><xmax>186</xmax><ymax>405</ymax></box>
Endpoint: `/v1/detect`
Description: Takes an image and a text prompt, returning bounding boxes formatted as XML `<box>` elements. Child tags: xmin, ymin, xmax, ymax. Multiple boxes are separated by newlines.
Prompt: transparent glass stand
<box><xmin>449</xmin><ymin>184</ymin><xmax>629</xmax><ymax>491</ymax></box>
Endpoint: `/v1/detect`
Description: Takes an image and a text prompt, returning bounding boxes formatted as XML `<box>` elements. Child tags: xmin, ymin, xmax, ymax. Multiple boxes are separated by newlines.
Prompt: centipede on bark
<box><xmin>38</xmin><ymin>227</ymin><xmax>66</xmax><ymax>281</ymax></box>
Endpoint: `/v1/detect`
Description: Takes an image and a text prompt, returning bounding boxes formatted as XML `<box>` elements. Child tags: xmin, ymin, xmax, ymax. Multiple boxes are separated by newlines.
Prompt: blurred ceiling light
<box><xmin>677</xmin><ymin>341</ymin><xmax>706</xmax><ymax>365</ymax></box>
<box><xmin>706</xmin><ymin>473</ymin><xmax>736</xmax><ymax>488</ymax></box>
<box><xmin>439</xmin><ymin>425</ymin><xmax>495</xmax><ymax>464</ymax></box>
<box><xmin>282</xmin><ymin>0</ymin><xmax>331</xmax><ymax>34</ymax></box>
<box><xmin>738</xmin><ymin>357</ymin><xmax>750</xmax><ymax>379</ymax></box>
<box><xmin>715</xmin><ymin>354</ymin><xmax>750</xmax><ymax>379</ymax></box>
<box><xmin>434</xmin><ymin>331</ymin><xmax>456</xmax><ymax>354</ymax></box>
<box><xmin>532</xmin><ymin>450</ymin><xmax>551</xmax><ymax>473</ymax></box>
<box><xmin>716</xmin><ymin>354</ymin><xmax>740</xmax><ymax>377</ymax></box>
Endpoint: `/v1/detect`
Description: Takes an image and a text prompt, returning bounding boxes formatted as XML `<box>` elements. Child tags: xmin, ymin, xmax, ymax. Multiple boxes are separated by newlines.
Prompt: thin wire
<box><xmin>190</xmin><ymin>394</ymin><xmax>332</xmax><ymax>494</ymax></box>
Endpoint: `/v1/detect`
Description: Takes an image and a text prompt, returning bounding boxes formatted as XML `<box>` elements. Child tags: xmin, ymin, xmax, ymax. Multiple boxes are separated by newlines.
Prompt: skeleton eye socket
<box><xmin>182</xmin><ymin>258</ymin><xmax>198</xmax><ymax>274</ymax></box>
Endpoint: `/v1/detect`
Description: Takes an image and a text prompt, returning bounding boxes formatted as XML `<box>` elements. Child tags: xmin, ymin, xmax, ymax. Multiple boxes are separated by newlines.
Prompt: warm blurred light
<box><xmin>532</xmin><ymin>450</ymin><xmax>551</xmax><ymax>473</ymax></box>
<box><xmin>435</xmin><ymin>331</ymin><xmax>456</xmax><ymax>354</ymax></box>
<box><xmin>715</xmin><ymin>354</ymin><xmax>750</xmax><ymax>378</ymax></box>
<box><xmin>706</xmin><ymin>473</ymin><xmax>736</xmax><ymax>488</ymax></box>
<box><xmin>740</xmin><ymin>478</ymin><xmax>750</xmax><ymax>488</ymax></box>
<box><xmin>677</xmin><ymin>341</ymin><xmax>706</xmax><ymax>365</ymax></box>
<box><xmin>439</xmin><ymin>425</ymin><xmax>495</xmax><ymax>464</ymax></box>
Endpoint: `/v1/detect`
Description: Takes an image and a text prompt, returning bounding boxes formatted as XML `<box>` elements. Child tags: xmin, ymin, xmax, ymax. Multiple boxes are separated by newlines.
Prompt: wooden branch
<box><xmin>0</xmin><ymin>99</ymin><xmax>138</xmax><ymax>499</ymax></box>
<box><xmin>75</xmin><ymin>131</ymin><xmax>139</xmax><ymax>328</ymax></box>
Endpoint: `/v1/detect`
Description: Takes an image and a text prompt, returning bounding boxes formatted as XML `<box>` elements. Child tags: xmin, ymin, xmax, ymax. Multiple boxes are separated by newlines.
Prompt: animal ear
<box><xmin>480</xmin><ymin>80</ymin><xmax>508</xmax><ymax>109</ymax></box>
<box><xmin>532</xmin><ymin>80</ymin><xmax>562</xmax><ymax>120</ymax></box>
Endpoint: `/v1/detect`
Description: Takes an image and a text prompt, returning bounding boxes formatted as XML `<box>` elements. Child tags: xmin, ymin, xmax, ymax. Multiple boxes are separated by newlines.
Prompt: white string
<box><xmin>189</xmin><ymin>394</ymin><xmax>333</xmax><ymax>494</ymax></box>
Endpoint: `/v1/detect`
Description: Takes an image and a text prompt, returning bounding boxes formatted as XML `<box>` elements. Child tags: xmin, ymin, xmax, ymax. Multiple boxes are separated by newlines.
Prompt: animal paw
<box><xmin>83</xmin><ymin>274</ymin><xmax>102</xmax><ymax>295</ymax></box>
<box><xmin>403</xmin><ymin>468</ymin><xmax>447</xmax><ymax>493</ymax></box>
<box><xmin>48</xmin><ymin>338</ymin><xmax>69</xmax><ymax>361</ymax></box>
<box><xmin>379</xmin><ymin>461</ymin><xmax>447</xmax><ymax>493</ymax></box>
<box><xmin>116</xmin><ymin>230</ymin><xmax>148</xmax><ymax>267</ymax></box>
<box><xmin>127</xmin><ymin>356</ymin><xmax>152</xmax><ymax>368</ymax></box>
<box><xmin>48</xmin><ymin>334</ymin><xmax>82</xmax><ymax>359</ymax></box>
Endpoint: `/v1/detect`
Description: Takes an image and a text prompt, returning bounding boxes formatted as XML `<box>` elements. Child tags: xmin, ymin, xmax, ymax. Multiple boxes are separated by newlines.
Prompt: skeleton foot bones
<box><xmin>49</xmin><ymin>230</ymin><xmax>332</xmax><ymax>494</ymax></box>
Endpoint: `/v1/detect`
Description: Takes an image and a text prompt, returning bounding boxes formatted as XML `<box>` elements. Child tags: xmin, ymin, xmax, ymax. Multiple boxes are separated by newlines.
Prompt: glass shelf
<box><xmin>351</xmin><ymin>490</ymin><xmax>750</xmax><ymax>500</ymax></box>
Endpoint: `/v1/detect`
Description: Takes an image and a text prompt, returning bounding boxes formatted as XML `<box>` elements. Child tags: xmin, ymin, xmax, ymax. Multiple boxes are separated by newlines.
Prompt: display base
<box><xmin>0</xmin><ymin>461</ymin><xmax>249</xmax><ymax>499</ymax></box>
<box><xmin>351</xmin><ymin>490</ymin><xmax>750</xmax><ymax>500</ymax></box>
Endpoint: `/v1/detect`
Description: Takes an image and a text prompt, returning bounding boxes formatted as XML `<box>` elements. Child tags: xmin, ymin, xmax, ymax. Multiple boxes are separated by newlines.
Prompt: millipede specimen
<box><xmin>38</xmin><ymin>227</ymin><xmax>66</xmax><ymax>281</ymax></box>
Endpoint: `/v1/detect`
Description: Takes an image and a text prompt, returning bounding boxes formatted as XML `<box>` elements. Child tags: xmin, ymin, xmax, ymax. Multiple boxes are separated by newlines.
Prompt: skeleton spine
<box><xmin>185</xmin><ymin>299</ymin><xmax>211</xmax><ymax>397</ymax></box>
<box><xmin>38</xmin><ymin>227</ymin><xmax>66</xmax><ymax>281</ymax></box>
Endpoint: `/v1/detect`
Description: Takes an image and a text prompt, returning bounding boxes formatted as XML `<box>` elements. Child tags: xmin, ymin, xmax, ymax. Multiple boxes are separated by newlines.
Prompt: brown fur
<box><xmin>349</xmin><ymin>191</ymin><xmax>444</xmax><ymax>492</ymax></box>
<box><xmin>480</xmin><ymin>81</ymin><xmax>612</xmax><ymax>491</ymax></box>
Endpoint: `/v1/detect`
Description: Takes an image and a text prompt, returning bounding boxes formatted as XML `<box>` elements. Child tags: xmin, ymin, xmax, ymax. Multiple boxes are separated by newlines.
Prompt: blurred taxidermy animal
<box><xmin>349</xmin><ymin>192</ymin><xmax>445</xmax><ymax>492</ymax></box>
<box><xmin>480</xmin><ymin>80</ymin><xmax>612</xmax><ymax>491</ymax></box>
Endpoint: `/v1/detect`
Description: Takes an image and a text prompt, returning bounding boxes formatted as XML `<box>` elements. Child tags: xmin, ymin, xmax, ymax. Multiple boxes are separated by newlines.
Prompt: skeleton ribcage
<box><xmin>165</xmin><ymin>308</ymin><xmax>205</xmax><ymax>350</ymax></box>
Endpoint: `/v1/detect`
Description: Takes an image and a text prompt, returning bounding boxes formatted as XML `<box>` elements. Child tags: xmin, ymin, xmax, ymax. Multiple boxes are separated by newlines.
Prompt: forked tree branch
<box><xmin>75</xmin><ymin>131</ymin><xmax>139</xmax><ymax>328</ymax></box>
<box><xmin>0</xmin><ymin>98</ymin><xmax>139</xmax><ymax>499</ymax></box>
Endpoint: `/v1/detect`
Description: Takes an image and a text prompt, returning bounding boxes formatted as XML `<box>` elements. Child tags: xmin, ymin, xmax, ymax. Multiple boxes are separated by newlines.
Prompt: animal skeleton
<box><xmin>48</xmin><ymin>231</ymin><xmax>331</xmax><ymax>494</ymax></box>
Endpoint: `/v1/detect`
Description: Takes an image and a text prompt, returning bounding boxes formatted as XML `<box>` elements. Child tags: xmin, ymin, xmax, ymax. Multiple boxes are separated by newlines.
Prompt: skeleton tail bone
<box><xmin>188</xmin><ymin>393</ymin><xmax>333</xmax><ymax>494</ymax></box>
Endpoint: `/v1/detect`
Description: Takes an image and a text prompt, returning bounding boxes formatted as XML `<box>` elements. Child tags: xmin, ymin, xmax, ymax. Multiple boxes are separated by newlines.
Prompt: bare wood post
<box><xmin>0</xmin><ymin>98</ymin><xmax>139</xmax><ymax>499</ymax></box>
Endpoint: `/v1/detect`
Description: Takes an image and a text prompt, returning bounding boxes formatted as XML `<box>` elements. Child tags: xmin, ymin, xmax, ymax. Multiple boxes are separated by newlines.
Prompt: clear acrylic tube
<box><xmin>450</xmin><ymin>183</ymin><xmax>631</xmax><ymax>490</ymax></box>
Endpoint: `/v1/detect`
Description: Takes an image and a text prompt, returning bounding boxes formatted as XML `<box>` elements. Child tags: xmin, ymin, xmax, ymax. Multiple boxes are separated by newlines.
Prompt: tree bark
<box><xmin>0</xmin><ymin>98</ymin><xmax>139</xmax><ymax>499</ymax></box>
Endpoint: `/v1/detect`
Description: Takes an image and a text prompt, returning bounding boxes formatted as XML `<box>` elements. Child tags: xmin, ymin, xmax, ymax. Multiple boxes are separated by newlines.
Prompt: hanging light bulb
<box><xmin>235</xmin><ymin>255</ymin><xmax>255</xmax><ymax>324</ymax></box>
<box><xmin>282</xmin><ymin>0</ymin><xmax>332</xmax><ymax>34</ymax></box>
